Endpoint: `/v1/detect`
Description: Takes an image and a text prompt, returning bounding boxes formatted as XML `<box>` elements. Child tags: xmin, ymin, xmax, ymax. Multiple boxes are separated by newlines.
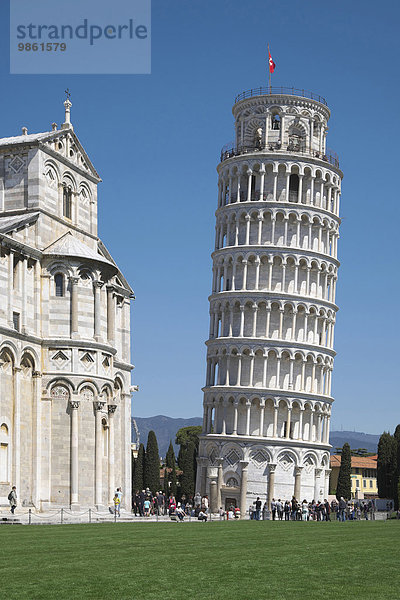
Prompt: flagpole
<box><xmin>268</xmin><ymin>43</ymin><xmax>271</xmax><ymax>94</ymax></box>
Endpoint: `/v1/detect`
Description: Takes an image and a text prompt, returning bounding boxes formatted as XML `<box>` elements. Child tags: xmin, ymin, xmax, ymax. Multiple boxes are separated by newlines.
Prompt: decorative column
<box><xmin>108</xmin><ymin>405</ymin><xmax>117</xmax><ymax>504</ymax></box>
<box><xmin>107</xmin><ymin>286</ymin><xmax>115</xmax><ymax>344</ymax></box>
<box><xmin>324</xmin><ymin>469</ymin><xmax>331</xmax><ymax>497</ymax></box>
<box><xmin>286</xmin><ymin>406</ymin><xmax>292</xmax><ymax>439</ymax></box>
<box><xmin>245</xmin><ymin>400</ymin><xmax>251</xmax><ymax>436</ymax></box>
<box><xmin>210</xmin><ymin>476</ymin><xmax>218</xmax><ymax>513</ymax></box>
<box><xmin>93</xmin><ymin>280</ymin><xmax>103</xmax><ymax>341</ymax></box>
<box><xmin>273</xmin><ymin>171</ymin><xmax>278</xmax><ymax>202</ymax></box>
<box><xmin>12</xmin><ymin>367</ymin><xmax>21</xmax><ymax>493</ymax></box>
<box><xmin>69</xmin><ymin>398</ymin><xmax>80</xmax><ymax>508</ymax></box>
<box><xmin>236</xmin><ymin>354</ymin><xmax>242</xmax><ymax>386</ymax></box>
<box><xmin>21</xmin><ymin>256</ymin><xmax>28</xmax><ymax>333</ymax></box>
<box><xmin>273</xmin><ymin>404</ymin><xmax>278</xmax><ymax>437</ymax></box>
<box><xmin>7</xmin><ymin>249</ymin><xmax>14</xmax><ymax>327</ymax></box>
<box><xmin>259</xmin><ymin>398</ymin><xmax>265</xmax><ymax>436</ymax></box>
<box><xmin>34</xmin><ymin>260</ymin><xmax>41</xmax><ymax>336</ymax></box>
<box><xmin>314</xmin><ymin>468</ymin><xmax>322</xmax><ymax>502</ymax></box>
<box><xmin>94</xmin><ymin>401</ymin><xmax>106</xmax><ymax>508</ymax></box>
<box><xmin>259</xmin><ymin>169</ymin><xmax>265</xmax><ymax>201</ymax></box>
<box><xmin>298</xmin><ymin>408</ymin><xmax>304</xmax><ymax>441</ymax></box>
<box><xmin>294</xmin><ymin>466</ymin><xmax>303</xmax><ymax>500</ymax></box>
<box><xmin>70</xmin><ymin>276</ymin><xmax>79</xmax><ymax>338</ymax></box>
<box><xmin>233</xmin><ymin>400</ymin><xmax>239</xmax><ymax>435</ymax></box>
<box><xmin>240</xmin><ymin>460</ymin><xmax>249</xmax><ymax>517</ymax></box>
<box><xmin>217</xmin><ymin>457</ymin><xmax>224</xmax><ymax>509</ymax></box>
<box><xmin>246</xmin><ymin>171</ymin><xmax>252</xmax><ymax>202</ymax></box>
<box><xmin>267</xmin><ymin>463</ymin><xmax>276</xmax><ymax>510</ymax></box>
<box><xmin>32</xmin><ymin>371</ymin><xmax>42</xmax><ymax>508</ymax></box>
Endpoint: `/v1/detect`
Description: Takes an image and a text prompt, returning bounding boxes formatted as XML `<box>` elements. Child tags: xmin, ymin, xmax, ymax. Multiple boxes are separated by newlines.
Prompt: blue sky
<box><xmin>0</xmin><ymin>0</ymin><xmax>399</xmax><ymax>433</ymax></box>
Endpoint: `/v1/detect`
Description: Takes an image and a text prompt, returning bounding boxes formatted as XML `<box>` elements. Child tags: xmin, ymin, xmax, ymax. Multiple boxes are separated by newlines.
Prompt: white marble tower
<box><xmin>196</xmin><ymin>87</ymin><xmax>342</xmax><ymax>514</ymax></box>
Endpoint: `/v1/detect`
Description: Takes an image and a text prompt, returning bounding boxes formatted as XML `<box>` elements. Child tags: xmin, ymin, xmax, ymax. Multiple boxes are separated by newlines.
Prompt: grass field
<box><xmin>0</xmin><ymin>520</ymin><xmax>398</xmax><ymax>600</ymax></box>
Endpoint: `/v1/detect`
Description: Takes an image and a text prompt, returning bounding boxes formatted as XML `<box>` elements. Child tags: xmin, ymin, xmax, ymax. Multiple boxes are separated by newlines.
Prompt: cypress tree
<box><xmin>336</xmin><ymin>442</ymin><xmax>352</xmax><ymax>500</ymax></box>
<box><xmin>165</xmin><ymin>440</ymin><xmax>177</xmax><ymax>497</ymax></box>
<box><xmin>377</xmin><ymin>432</ymin><xmax>397</xmax><ymax>499</ymax></box>
<box><xmin>133</xmin><ymin>443</ymin><xmax>145</xmax><ymax>492</ymax></box>
<box><xmin>144</xmin><ymin>430</ymin><xmax>160</xmax><ymax>494</ymax></box>
<box><xmin>394</xmin><ymin>425</ymin><xmax>400</xmax><ymax>509</ymax></box>
<box><xmin>180</xmin><ymin>440</ymin><xmax>196</xmax><ymax>499</ymax></box>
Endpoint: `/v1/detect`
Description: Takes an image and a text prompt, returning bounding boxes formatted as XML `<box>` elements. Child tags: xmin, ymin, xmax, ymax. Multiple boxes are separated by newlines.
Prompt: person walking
<box><xmin>301</xmin><ymin>499</ymin><xmax>309</xmax><ymax>521</ymax></box>
<box><xmin>8</xmin><ymin>486</ymin><xmax>17</xmax><ymax>514</ymax></box>
<box><xmin>115</xmin><ymin>487</ymin><xmax>122</xmax><ymax>512</ymax></box>
<box><xmin>255</xmin><ymin>497</ymin><xmax>262</xmax><ymax>521</ymax></box>
<box><xmin>338</xmin><ymin>497</ymin><xmax>347</xmax><ymax>522</ymax></box>
<box><xmin>113</xmin><ymin>493</ymin><xmax>121</xmax><ymax>517</ymax></box>
<box><xmin>324</xmin><ymin>499</ymin><xmax>331</xmax><ymax>521</ymax></box>
<box><xmin>271</xmin><ymin>498</ymin><xmax>277</xmax><ymax>520</ymax></box>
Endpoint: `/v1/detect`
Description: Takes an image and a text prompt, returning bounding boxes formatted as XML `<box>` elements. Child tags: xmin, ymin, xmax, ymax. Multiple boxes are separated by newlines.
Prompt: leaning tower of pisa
<box><xmin>196</xmin><ymin>86</ymin><xmax>342</xmax><ymax>515</ymax></box>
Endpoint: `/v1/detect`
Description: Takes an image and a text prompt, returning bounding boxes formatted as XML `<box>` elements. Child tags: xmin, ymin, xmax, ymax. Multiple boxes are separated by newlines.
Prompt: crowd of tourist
<box><xmin>132</xmin><ymin>489</ymin><xmax>211</xmax><ymax>521</ymax></box>
<box><xmin>248</xmin><ymin>496</ymin><xmax>377</xmax><ymax>521</ymax></box>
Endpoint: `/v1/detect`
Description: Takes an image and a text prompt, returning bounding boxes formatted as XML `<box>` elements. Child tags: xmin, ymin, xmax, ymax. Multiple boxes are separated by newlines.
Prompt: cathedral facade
<box><xmin>0</xmin><ymin>100</ymin><xmax>134</xmax><ymax>511</ymax></box>
<box><xmin>197</xmin><ymin>87</ymin><xmax>342</xmax><ymax>514</ymax></box>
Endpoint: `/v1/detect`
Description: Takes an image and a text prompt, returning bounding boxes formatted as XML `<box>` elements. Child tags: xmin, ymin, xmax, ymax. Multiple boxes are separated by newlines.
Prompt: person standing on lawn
<box><xmin>254</xmin><ymin>497</ymin><xmax>262</xmax><ymax>520</ymax></box>
<box><xmin>113</xmin><ymin>493</ymin><xmax>121</xmax><ymax>516</ymax></box>
<box><xmin>8</xmin><ymin>486</ymin><xmax>17</xmax><ymax>514</ymax></box>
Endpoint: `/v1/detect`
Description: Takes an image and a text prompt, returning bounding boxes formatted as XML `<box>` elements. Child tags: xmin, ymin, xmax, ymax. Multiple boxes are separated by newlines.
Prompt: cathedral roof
<box><xmin>0</xmin><ymin>212</ymin><xmax>39</xmax><ymax>234</ymax></box>
<box><xmin>0</xmin><ymin>131</ymin><xmax>55</xmax><ymax>147</ymax></box>
<box><xmin>43</xmin><ymin>231</ymin><xmax>116</xmax><ymax>269</ymax></box>
<box><xmin>0</xmin><ymin>128</ymin><xmax>101</xmax><ymax>181</ymax></box>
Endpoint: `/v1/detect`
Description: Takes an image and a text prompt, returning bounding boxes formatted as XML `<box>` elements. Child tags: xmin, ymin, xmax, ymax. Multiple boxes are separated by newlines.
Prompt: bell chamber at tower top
<box><xmin>216</xmin><ymin>88</ymin><xmax>342</xmax><ymax>218</ymax></box>
<box><xmin>219</xmin><ymin>87</ymin><xmax>340</xmax><ymax>170</ymax></box>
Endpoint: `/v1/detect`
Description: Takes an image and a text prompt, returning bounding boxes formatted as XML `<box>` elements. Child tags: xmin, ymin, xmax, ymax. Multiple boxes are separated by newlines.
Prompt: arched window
<box><xmin>289</xmin><ymin>174</ymin><xmax>299</xmax><ymax>202</ymax></box>
<box><xmin>55</xmin><ymin>273</ymin><xmax>64</xmax><ymax>297</ymax></box>
<box><xmin>271</xmin><ymin>114</ymin><xmax>281</xmax><ymax>130</ymax></box>
<box><xmin>63</xmin><ymin>185</ymin><xmax>72</xmax><ymax>219</ymax></box>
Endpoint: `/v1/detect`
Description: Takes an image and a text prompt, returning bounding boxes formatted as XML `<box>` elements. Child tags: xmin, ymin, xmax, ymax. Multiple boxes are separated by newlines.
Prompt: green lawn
<box><xmin>0</xmin><ymin>520</ymin><xmax>398</xmax><ymax>600</ymax></box>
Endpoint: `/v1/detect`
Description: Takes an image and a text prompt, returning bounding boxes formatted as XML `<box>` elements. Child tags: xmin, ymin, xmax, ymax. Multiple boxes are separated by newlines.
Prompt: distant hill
<box><xmin>329</xmin><ymin>431</ymin><xmax>379</xmax><ymax>454</ymax></box>
<box><xmin>132</xmin><ymin>415</ymin><xmax>202</xmax><ymax>457</ymax></box>
<box><xmin>132</xmin><ymin>416</ymin><xmax>379</xmax><ymax>458</ymax></box>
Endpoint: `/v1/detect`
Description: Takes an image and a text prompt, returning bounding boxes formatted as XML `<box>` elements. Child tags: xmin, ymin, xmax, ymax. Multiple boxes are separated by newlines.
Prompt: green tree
<box><xmin>393</xmin><ymin>425</ymin><xmax>400</xmax><ymax>508</ymax></box>
<box><xmin>144</xmin><ymin>430</ymin><xmax>160</xmax><ymax>494</ymax></box>
<box><xmin>176</xmin><ymin>426</ymin><xmax>202</xmax><ymax>470</ymax></box>
<box><xmin>336</xmin><ymin>442</ymin><xmax>352</xmax><ymax>500</ymax></box>
<box><xmin>180</xmin><ymin>440</ymin><xmax>196</xmax><ymax>498</ymax></box>
<box><xmin>377</xmin><ymin>431</ymin><xmax>397</xmax><ymax>499</ymax></box>
<box><xmin>165</xmin><ymin>440</ymin><xmax>177</xmax><ymax>497</ymax></box>
<box><xmin>133</xmin><ymin>443</ymin><xmax>145</xmax><ymax>492</ymax></box>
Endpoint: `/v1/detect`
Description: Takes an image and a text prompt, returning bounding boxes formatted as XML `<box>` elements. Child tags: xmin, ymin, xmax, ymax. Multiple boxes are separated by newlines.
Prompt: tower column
<box><xmin>294</xmin><ymin>466</ymin><xmax>303</xmax><ymax>500</ymax></box>
<box><xmin>94</xmin><ymin>401</ymin><xmax>106</xmax><ymax>509</ymax></box>
<box><xmin>240</xmin><ymin>460</ymin><xmax>249</xmax><ymax>517</ymax></box>
<box><xmin>7</xmin><ymin>250</ymin><xmax>14</xmax><ymax>327</ymax></box>
<box><xmin>217</xmin><ymin>458</ymin><xmax>224</xmax><ymax>509</ymax></box>
<box><xmin>267</xmin><ymin>463</ymin><xmax>276</xmax><ymax>510</ymax></box>
<box><xmin>70</xmin><ymin>276</ymin><xmax>79</xmax><ymax>338</ymax></box>
<box><xmin>69</xmin><ymin>398</ymin><xmax>80</xmax><ymax>507</ymax></box>
<box><xmin>93</xmin><ymin>280</ymin><xmax>103</xmax><ymax>341</ymax></box>
<box><xmin>108</xmin><ymin>405</ymin><xmax>117</xmax><ymax>504</ymax></box>
<box><xmin>107</xmin><ymin>286</ymin><xmax>116</xmax><ymax>343</ymax></box>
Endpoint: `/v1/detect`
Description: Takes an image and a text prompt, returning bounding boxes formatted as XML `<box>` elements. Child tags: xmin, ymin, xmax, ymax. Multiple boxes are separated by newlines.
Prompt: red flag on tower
<box><xmin>268</xmin><ymin>48</ymin><xmax>275</xmax><ymax>73</ymax></box>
